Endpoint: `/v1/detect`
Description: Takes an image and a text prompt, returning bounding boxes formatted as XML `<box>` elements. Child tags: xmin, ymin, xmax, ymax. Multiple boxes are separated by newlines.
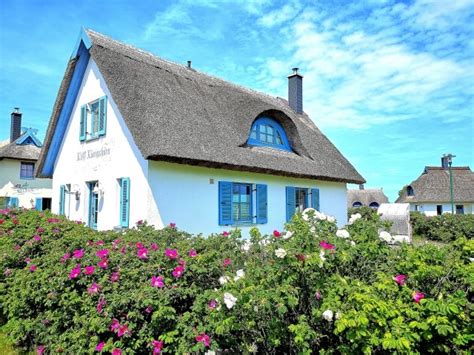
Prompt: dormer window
<box><xmin>407</xmin><ymin>186</ymin><xmax>414</xmax><ymax>196</ymax></box>
<box><xmin>248</xmin><ymin>117</ymin><xmax>291</xmax><ymax>151</ymax></box>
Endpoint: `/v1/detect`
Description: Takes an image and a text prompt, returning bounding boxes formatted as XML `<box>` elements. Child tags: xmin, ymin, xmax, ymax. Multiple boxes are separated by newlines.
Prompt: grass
<box><xmin>412</xmin><ymin>234</ymin><xmax>447</xmax><ymax>247</ymax></box>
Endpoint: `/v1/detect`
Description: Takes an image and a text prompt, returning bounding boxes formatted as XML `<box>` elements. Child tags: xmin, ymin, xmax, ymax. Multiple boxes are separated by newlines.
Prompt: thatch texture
<box><xmin>396</xmin><ymin>167</ymin><xmax>474</xmax><ymax>203</ymax></box>
<box><xmin>38</xmin><ymin>30</ymin><xmax>365</xmax><ymax>183</ymax></box>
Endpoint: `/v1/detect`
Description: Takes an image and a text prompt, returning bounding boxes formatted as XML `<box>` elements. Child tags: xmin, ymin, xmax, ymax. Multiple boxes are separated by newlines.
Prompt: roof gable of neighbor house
<box><xmin>37</xmin><ymin>29</ymin><xmax>365</xmax><ymax>184</ymax></box>
<box><xmin>0</xmin><ymin>130</ymin><xmax>43</xmax><ymax>161</ymax></box>
<box><xmin>347</xmin><ymin>188</ymin><xmax>389</xmax><ymax>208</ymax></box>
<box><xmin>396</xmin><ymin>166</ymin><xmax>474</xmax><ymax>203</ymax></box>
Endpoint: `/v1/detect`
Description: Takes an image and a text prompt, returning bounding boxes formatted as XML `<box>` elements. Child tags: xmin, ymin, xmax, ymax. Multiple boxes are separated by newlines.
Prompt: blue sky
<box><xmin>0</xmin><ymin>0</ymin><xmax>473</xmax><ymax>200</ymax></box>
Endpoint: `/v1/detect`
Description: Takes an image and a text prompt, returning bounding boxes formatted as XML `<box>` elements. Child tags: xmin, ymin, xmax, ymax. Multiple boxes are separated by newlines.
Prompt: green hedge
<box><xmin>410</xmin><ymin>212</ymin><xmax>474</xmax><ymax>242</ymax></box>
<box><xmin>0</xmin><ymin>208</ymin><xmax>473</xmax><ymax>353</ymax></box>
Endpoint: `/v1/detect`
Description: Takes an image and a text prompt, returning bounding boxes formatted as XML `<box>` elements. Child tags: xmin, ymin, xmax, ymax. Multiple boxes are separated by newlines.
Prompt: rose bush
<box><xmin>0</xmin><ymin>208</ymin><xmax>472</xmax><ymax>353</ymax></box>
<box><xmin>410</xmin><ymin>212</ymin><xmax>474</xmax><ymax>242</ymax></box>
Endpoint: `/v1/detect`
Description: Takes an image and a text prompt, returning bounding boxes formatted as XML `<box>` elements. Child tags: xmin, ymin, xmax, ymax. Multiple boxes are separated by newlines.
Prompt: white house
<box><xmin>396</xmin><ymin>158</ymin><xmax>474</xmax><ymax>216</ymax></box>
<box><xmin>0</xmin><ymin>109</ymin><xmax>52</xmax><ymax>210</ymax></box>
<box><xmin>36</xmin><ymin>29</ymin><xmax>365</xmax><ymax>235</ymax></box>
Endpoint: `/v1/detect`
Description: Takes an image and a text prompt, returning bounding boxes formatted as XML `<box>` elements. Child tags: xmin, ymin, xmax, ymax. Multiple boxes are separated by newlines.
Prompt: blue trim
<box><xmin>98</xmin><ymin>96</ymin><xmax>107</xmax><ymax>136</ymax></box>
<box><xmin>218</xmin><ymin>181</ymin><xmax>233</xmax><ymax>225</ymax></box>
<box><xmin>71</xmin><ymin>27</ymin><xmax>92</xmax><ymax>59</ymax></box>
<box><xmin>9</xmin><ymin>197</ymin><xmax>19</xmax><ymax>208</ymax></box>
<box><xmin>311</xmin><ymin>188</ymin><xmax>320</xmax><ymax>211</ymax></box>
<box><xmin>119</xmin><ymin>178</ymin><xmax>130</xmax><ymax>228</ymax></box>
<box><xmin>41</xmin><ymin>40</ymin><xmax>91</xmax><ymax>177</ymax></box>
<box><xmin>248</xmin><ymin>117</ymin><xmax>292</xmax><ymax>152</ymax></box>
<box><xmin>286</xmin><ymin>186</ymin><xmax>296</xmax><ymax>222</ymax></box>
<box><xmin>256</xmin><ymin>184</ymin><xmax>268</xmax><ymax>224</ymax></box>
<box><xmin>35</xmin><ymin>198</ymin><xmax>43</xmax><ymax>211</ymax></box>
<box><xmin>59</xmin><ymin>185</ymin><xmax>65</xmax><ymax>215</ymax></box>
<box><xmin>88</xmin><ymin>182</ymin><xmax>98</xmax><ymax>230</ymax></box>
<box><xmin>15</xmin><ymin>130</ymin><xmax>43</xmax><ymax>147</ymax></box>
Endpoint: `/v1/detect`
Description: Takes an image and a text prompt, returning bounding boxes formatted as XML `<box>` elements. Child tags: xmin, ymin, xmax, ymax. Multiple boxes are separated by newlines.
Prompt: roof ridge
<box><xmin>85</xmin><ymin>29</ymin><xmax>296</xmax><ymax>112</ymax></box>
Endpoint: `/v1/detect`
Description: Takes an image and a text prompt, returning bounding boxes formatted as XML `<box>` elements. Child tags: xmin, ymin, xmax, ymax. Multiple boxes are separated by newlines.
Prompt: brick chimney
<box><xmin>10</xmin><ymin>107</ymin><xmax>22</xmax><ymax>143</ymax></box>
<box><xmin>288</xmin><ymin>68</ymin><xmax>303</xmax><ymax>114</ymax></box>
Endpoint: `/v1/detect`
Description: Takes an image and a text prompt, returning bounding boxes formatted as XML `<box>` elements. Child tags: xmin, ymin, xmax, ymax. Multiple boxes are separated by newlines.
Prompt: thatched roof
<box><xmin>38</xmin><ymin>29</ymin><xmax>364</xmax><ymax>183</ymax></box>
<box><xmin>396</xmin><ymin>166</ymin><xmax>474</xmax><ymax>203</ymax></box>
<box><xmin>347</xmin><ymin>188</ymin><xmax>389</xmax><ymax>208</ymax></box>
<box><xmin>0</xmin><ymin>136</ymin><xmax>41</xmax><ymax>162</ymax></box>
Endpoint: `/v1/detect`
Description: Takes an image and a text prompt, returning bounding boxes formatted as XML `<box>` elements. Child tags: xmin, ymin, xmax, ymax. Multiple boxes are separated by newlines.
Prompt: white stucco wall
<box><xmin>410</xmin><ymin>203</ymin><xmax>473</xmax><ymax>216</ymax></box>
<box><xmin>52</xmin><ymin>59</ymin><xmax>158</xmax><ymax>229</ymax></box>
<box><xmin>147</xmin><ymin>161</ymin><xmax>348</xmax><ymax>236</ymax></box>
<box><xmin>0</xmin><ymin>158</ymin><xmax>52</xmax><ymax>208</ymax></box>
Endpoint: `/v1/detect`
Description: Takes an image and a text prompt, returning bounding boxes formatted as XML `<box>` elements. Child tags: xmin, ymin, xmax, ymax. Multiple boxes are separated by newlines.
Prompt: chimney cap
<box><xmin>288</xmin><ymin>67</ymin><xmax>303</xmax><ymax>78</ymax></box>
<box><xmin>13</xmin><ymin>107</ymin><xmax>21</xmax><ymax>114</ymax></box>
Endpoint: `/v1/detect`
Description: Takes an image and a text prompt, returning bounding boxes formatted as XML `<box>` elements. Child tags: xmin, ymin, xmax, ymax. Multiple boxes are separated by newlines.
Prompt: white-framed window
<box><xmin>79</xmin><ymin>96</ymin><xmax>107</xmax><ymax>141</ymax></box>
<box><xmin>20</xmin><ymin>162</ymin><xmax>35</xmax><ymax>179</ymax></box>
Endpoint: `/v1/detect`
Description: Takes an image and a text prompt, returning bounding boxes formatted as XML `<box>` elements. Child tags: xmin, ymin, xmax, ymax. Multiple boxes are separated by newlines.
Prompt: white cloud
<box><xmin>258</xmin><ymin>1</ymin><xmax>302</xmax><ymax>27</ymax></box>
<box><xmin>252</xmin><ymin>0</ymin><xmax>473</xmax><ymax>129</ymax></box>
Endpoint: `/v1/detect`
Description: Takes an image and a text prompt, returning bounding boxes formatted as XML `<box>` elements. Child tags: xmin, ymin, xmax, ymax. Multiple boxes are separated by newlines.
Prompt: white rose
<box><xmin>335</xmin><ymin>311</ymin><xmax>341</xmax><ymax>320</ymax></box>
<box><xmin>219</xmin><ymin>276</ymin><xmax>230</xmax><ymax>285</ymax></box>
<box><xmin>282</xmin><ymin>231</ymin><xmax>294</xmax><ymax>239</ymax></box>
<box><xmin>223</xmin><ymin>292</ymin><xmax>237</xmax><ymax>309</ymax></box>
<box><xmin>302</xmin><ymin>208</ymin><xmax>316</xmax><ymax>221</ymax></box>
<box><xmin>319</xmin><ymin>249</ymin><xmax>326</xmax><ymax>262</ymax></box>
<box><xmin>336</xmin><ymin>229</ymin><xmax>350</xmax><ymax>239</ymax></box>
<box><xmin>322</xmin><ymin>309</ymin><xmax>334</xmax><ymax>321</ymax></box>
<box><xmin>259</xmin><ymin>239</ymin><xmax>270</xmax><ymax>246</ymax></box>
<box><xmin>379</xmin><ymin>231</ymin><xmax>392</xmax><ymax>243</ymax></box>
<box><xmin>275</xmin><ymin>248</ymin><xmax>287</xmax><ymax>258</ymax></box>
<box><xmin>234</xmin><ymin>269</ymin><xmax>245</xmax><ymax>281</ymax></box>
<box><xmin>350</xmin><ymin>241</ymin><xmax>356</xmax><ymax>247</ymax></box>
<box><xmin>349</xmin><ymin>213</ymin><xmax>362</xmax><ymax>225</ymax></box>
<box><xmin>315</xmin><ymin>211</ymin><xmax>327</xmax><ymax>220</ymax></box>
<box><xmin>327</xmin><ymin>215</ymin><xmax>336</xmax><ymax>223</ymax></box>
<box><xmin>241</xmin><ymin>241</ymin><xmax>251</xmax><ymax>252</ymax></box>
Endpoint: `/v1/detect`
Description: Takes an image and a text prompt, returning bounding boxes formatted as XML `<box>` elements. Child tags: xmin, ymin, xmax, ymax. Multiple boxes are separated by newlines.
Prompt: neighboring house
<box><xmin>396</xmin><ymin>158</ymin><xmax>474</xmax><ymax>215</ymax></box>
<box><xmin>0</xmin><ymin>109</ymin><xmax>52</xmax><ymax>210</ymax></box>
<box><xmin>36</xmin><ymin>29</ymin><xmax>364</xmax><ymax>234</ymax></box>
<box><xmin>347</xmin><ymin>185</ymin><xmax>389</xmax><ymax>209</ymax></box>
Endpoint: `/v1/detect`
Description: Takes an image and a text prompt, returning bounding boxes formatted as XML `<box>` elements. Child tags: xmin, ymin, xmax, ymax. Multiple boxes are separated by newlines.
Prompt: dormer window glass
<box><xmin>248</xmin><ymin>117</ymin><xmax>291</xmax><ymax>152</ymax></box>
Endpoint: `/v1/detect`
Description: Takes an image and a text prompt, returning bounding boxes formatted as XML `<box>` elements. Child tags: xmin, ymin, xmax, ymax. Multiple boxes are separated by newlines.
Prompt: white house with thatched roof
<box><xmin>396</xmin><ymin>158</ymin><xmax>474</xmax><ymax>216</ymax></box>
<box><xmin>36</xmin><ymin>29</ymin><xmax>365</xmax><ymax>234</ymax></box>
<box><xmin>347</xmin><ymin>185</ymin><xmax>389</xmax><ymax>209</ymax></box>
<box><xmin>0</xmin><ymin>109</ymin><xmax>52</xmax><ymax>210</ymax></box>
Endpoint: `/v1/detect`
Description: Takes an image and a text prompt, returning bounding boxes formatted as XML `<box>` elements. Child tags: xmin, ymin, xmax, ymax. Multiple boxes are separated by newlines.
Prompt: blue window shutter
<box><xmin>120</xmin><ymin>178</ymin><xmax>130</xmax><ymax>228</ymax></box>
<box><xmin>9</xmin><ymin>197</ymin><xmax>19</xmax><ymax>208</ymax></box>
<box><xmin>79</xmin><ymin>105</ymin><xmax>87</xmax><ymax>141</ymax></box>
<box><xmin>286</xmin><ymin>186</ymin><xmax>296</xmax><ymax>222</ymax></box>
<box><xmin>256</xmin><ymin>184</ymin><xmax>268</xmax><ymax>224</ymax></box>
<box><xmin>311</xmin><ymin>188</ymin><xmax>320</xmax><ymax>211</ymax></box>
<box><xmin>59</xmin><ymin>185</ymin><xmax>65</xmax><ymax>215</ymax></box>
<box><xmin>98</xmin><ymin>96</ymin><xmax>107</xmax><ymax>136</ymax></box>
<box><xmin>35</xmin><ymin>198</ymin><xmax>42</xmax><ymax>211</ymax></box>
<box><xmin>218</xmin><ymin>181</ymin><xmax>233</xmax><ymax>225</ymax></box>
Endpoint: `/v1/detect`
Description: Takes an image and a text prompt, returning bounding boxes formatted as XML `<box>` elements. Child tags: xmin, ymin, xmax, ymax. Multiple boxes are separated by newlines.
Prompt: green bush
<box><xmin>0</xmin><ymin>208</ymin><xmax>472</xmax><ymax>353</ymax></box>
<box><xmin>410</xmin><ymin>212</ymin><xmax>474</xmax><ymax>242</ymax></box>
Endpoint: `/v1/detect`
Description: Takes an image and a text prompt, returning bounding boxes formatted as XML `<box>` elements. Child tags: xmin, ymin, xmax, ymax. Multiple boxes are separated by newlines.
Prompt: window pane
<box><xmin>250</xmin><ymin>127</ymin><xmax>257</xmax><ymax>139</ymax></box>
<box><xmin>232</xmin><ymin>183</ymin><xmax>252</xmax><ymax>222</ymax></box>
<box><xmin>276</xmin><ymin>131</ymin><xmax>283</xmax><ymax>144</ymax></box>
<box><xmin>295</xmin><ymin>188</ymin><xmax>308</xmax><ymax>212</ymax></box>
